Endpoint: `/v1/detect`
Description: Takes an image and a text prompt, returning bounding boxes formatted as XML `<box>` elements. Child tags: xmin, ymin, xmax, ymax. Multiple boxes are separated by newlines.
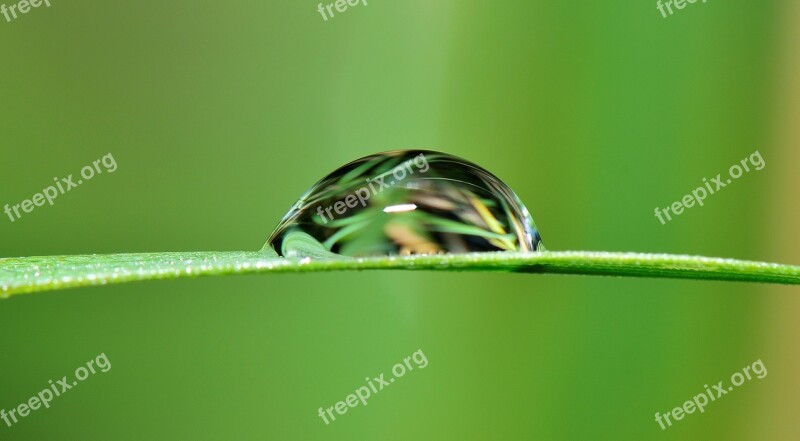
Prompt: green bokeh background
<box><xmin>1</xmin><ymin>1</ymin><xmax>798</xmax><ymax>439</ymax></box>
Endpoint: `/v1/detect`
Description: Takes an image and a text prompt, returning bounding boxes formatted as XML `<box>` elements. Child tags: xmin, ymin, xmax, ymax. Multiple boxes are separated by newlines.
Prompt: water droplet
<box><xmin>265</xmin><ymin>150</ymin><xmax>544</xmax><ymax>258</ymax></box>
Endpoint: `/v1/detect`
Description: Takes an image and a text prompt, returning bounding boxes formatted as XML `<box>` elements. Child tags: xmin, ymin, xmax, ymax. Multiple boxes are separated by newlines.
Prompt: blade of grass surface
<box><xmin>1</xmin><ymin>251</ymin><xmax>798</xmax><ymax>298</ymax></box>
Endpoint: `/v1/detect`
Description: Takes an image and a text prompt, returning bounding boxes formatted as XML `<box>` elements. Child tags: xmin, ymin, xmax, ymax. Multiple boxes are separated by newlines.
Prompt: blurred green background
<box><xmin>1</xmin><ymin>0</ymin><xmax>798</xmax><ymax>439</ymax></box>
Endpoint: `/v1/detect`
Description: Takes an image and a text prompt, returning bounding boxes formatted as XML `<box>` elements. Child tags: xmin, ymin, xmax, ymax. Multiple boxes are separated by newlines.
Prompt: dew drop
<box><xmin>265</xmin><ymin>150</ymin><xmax>544</xmax><ymax>258</ymax></box>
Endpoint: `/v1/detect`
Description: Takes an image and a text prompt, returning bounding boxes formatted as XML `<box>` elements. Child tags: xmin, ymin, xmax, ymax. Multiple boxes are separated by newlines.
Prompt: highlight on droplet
<box><xmin>383</xmin><ymin>204</ymin><xmax>417</xmax><ymax>213</ymax></box>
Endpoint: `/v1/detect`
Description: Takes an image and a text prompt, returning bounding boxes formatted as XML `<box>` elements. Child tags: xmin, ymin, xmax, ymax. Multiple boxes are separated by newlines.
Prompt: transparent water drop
<box><xmin>265</xmin><ymin>150</ymin><xmax>544</xmax><ymax>258</ymax></box>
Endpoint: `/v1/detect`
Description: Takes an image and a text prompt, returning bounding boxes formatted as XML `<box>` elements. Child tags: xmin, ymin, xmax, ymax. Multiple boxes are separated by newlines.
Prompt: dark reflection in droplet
<box><xmin>265</xmin><ymin>150</ymin><xmax>544</xmax><ymax>258</ymax></box>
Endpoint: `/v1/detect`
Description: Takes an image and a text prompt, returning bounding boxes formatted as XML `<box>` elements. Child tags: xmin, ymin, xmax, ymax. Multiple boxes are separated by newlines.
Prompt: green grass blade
<box><xmin>1</xmin><ymin>251</ymin><xmax>798</xmax><ymax>298</ymax></box>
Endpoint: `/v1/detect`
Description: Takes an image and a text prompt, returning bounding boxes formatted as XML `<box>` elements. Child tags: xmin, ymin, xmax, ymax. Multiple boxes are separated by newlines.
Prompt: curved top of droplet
<box><xmin>265</xmin><ymin>150</ymin><xmax>544</xmax><ymax>258</ymax></box>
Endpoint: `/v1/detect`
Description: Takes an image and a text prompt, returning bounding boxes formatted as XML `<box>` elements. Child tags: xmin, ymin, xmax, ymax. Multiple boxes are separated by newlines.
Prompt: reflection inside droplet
<box><xmin>265</xmin><ymin>150</ymin><xmax>544</xmax><ymax>258</ymax></box>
